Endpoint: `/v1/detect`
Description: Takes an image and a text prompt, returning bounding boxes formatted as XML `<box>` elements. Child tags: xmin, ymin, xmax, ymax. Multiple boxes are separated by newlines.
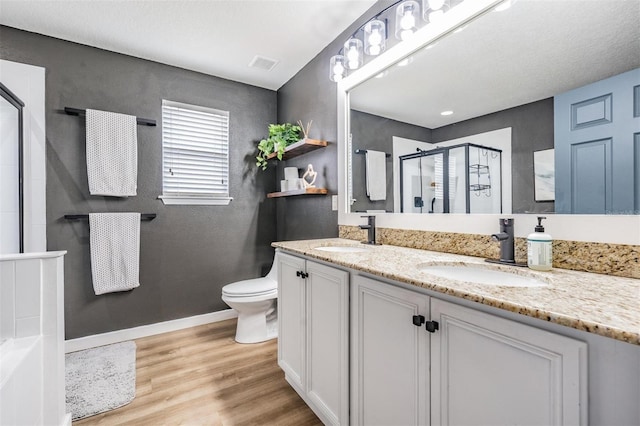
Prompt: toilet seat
<box><xmin>222</xmin><ymin>277</ymin><xmax>277</xmax><ymax>298</ymax></box>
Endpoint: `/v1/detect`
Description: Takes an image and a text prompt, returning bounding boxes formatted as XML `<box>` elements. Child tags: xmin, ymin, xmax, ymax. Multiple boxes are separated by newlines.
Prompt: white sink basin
<box><xmin>419</xmin><ymin>264</ymin><xmax>548</xmax><ymax>287</ymax></box>
<box><xmin>315</xmin><ymin>245</ymin><xmax>370</xmax><ymax>253</ymax></box>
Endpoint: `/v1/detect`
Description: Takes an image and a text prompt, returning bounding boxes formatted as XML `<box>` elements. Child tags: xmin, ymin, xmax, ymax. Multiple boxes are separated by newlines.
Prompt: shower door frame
<box><xmin>1</xmin><ymin>81</ymin><xmax>25</xmax><ymax>253</ymax></box>
<box><xmin>399</xmin><ymin>142</ymin><xmax>503</xmax><ymax>214</ymax></box>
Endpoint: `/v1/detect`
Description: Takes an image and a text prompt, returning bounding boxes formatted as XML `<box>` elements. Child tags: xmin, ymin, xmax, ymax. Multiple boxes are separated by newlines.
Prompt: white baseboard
<box><xmin>62</xmin><ymin>413</ymin><xmax>72</xmax><ymax>426</ymax></box>
<box><xmin>65</xmin><ymin>309</ymin><xmax>238</xmax><ymax>353</ymax></box>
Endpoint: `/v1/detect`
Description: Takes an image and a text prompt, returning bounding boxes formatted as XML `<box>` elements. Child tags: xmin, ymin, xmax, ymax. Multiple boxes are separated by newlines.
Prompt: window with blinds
<box><xmin>160</xmin><ymin>100</ymin><xmax>232</xmax><ymax>205</ymax></box>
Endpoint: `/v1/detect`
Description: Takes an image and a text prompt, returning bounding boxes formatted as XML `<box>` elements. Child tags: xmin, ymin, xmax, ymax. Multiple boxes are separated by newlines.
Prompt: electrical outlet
<box><xmin>332</xmin><ymin>195</ymin><xmax>338</xmax><ymax>211</ymax></box>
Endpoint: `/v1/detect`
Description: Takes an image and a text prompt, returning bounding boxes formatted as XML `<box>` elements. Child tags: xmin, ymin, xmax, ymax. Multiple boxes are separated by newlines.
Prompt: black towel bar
<box><xmin>354</xmin><ymin>149</ymin><xmax>391</xmax><ymax>158</ymax></box>
<box><xmin>64</xmin><ymin>107</ymin><xmax>156</xmax><ymax>127</ymax></box>
<box><xmin>64</xmin><ymin>214</ymin><xmax>157</xmax><ymax>221</ymax></box>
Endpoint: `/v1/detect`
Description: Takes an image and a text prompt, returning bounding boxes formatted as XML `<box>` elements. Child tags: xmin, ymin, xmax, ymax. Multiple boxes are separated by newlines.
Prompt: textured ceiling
<box><xmin>0</xmin><ymin>0</ymin><xmax>377</xmax><ymax>90</ymax></box>
<box><xmin>350</xmin><ymin>0</ymin><xmax>640</xmax><ymax>129</ymax></box>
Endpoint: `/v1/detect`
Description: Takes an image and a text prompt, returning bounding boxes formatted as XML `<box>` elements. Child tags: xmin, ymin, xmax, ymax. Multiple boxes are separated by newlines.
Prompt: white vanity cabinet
<box><xmin>276</xmin><ymin>252</ymin><xmax>349</xmax><ymax>426</ymax></box>
<box><xmin>350</xmin><ymin>274</ymin><xmax>430</xmax><ymax>425</ymax></box>
<box><xmin>351</xmin><ymin>275</ymin><xmax>587</xmax><ymax>426</ymax></box>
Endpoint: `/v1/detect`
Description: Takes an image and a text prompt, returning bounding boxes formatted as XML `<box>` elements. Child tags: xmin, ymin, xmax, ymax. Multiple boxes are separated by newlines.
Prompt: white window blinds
<box><xmin>161</xmin><ymin>100</ymin><xmax>232</xmax><ymax>205</ymax></box>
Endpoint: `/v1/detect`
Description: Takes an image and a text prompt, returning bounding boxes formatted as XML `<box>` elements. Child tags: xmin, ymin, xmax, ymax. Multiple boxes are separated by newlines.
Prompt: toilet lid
<box><xmin>222</xmin><ymin>277</ymin><xmax>277</xmax><ymax>297</ymax></box>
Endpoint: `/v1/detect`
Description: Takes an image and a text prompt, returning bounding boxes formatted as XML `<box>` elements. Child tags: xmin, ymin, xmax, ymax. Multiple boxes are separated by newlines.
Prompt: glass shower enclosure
<box><xmin>399</xmin><ymin>143</ymin><xmax>502</xmax><ymax>214</ymax></box>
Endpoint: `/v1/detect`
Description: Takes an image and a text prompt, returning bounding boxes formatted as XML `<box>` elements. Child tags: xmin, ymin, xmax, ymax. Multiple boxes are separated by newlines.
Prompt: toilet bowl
<box><xmin>222</xmin><ymin>262</ymin><xmax>277</xmax><ymax>344</ymax></box>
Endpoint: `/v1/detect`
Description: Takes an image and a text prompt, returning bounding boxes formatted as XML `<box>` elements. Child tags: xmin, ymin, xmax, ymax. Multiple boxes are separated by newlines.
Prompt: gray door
<box><xmin>554</xmin><ymin>68</ymin><xmax>640</xmax><ymax>214</ymax></box>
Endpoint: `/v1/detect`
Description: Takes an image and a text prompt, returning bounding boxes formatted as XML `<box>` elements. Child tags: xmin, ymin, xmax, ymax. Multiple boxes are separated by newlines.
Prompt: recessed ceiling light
<box><xmin>441</xmin><ymin>110</ymin><xmax>453</xmax><ymax>116</ymax></box>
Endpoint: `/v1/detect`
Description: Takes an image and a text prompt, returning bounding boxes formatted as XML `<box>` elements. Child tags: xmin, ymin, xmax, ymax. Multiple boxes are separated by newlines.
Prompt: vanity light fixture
<box><xmin>344</xmin><ymin>38</ymin><xmax>364</xmax><ymax>70</ymax></box>
<box><xmin>329</xmin><ymin>55</ymin><xmax>347</xmax><ymax>82</ymax></box>
<box><xmin>395</xmin><ymin>1</ymin><xmax>421</xmax><ymax>40</ymax></box>
<box><xmin>364</xmin><ymin>20</ymin><xmax>387</xmax><ymax>56</ymax></box>
<box><xmin>328</xmin><ymin>0</ymin><xmax>476</xmax><ymax>82</ymax></box>
<box><xmin>423</xmin><ymin>0</ymin><xmax>450</xmax><ymax>24</ymax></box>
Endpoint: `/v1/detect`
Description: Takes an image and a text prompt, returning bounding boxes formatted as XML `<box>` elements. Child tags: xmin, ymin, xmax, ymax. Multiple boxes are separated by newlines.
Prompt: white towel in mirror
<box><xmin>366</xmin><ymin>150</ymin><xmax>387</xmax><ymax>201</ymax></box>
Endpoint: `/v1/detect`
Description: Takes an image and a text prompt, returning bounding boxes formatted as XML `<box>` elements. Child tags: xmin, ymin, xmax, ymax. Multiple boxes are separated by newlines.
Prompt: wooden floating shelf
<box><xmin>266</xmin><ymin>138</ymin><xmax>328</xmax><ymax>161</ymax></box>
<box><xmin>267</xmin><ymin>188</ymin><xmax>328</xmax><ymax>198</ymax></box>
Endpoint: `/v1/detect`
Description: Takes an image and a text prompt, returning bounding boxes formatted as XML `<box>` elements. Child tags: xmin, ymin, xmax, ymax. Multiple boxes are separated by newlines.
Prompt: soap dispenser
<box><xmin>527</xmin><ymin>216</ymin><xmax>552</xmax><ymax>271</ymax></box>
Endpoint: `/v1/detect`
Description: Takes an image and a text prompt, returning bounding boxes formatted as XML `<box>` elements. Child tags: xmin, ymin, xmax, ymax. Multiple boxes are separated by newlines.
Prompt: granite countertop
<box><xmin>272</xmin><ymin>238</ymin><xmax>640</xmax><ymax>345</ymax></box>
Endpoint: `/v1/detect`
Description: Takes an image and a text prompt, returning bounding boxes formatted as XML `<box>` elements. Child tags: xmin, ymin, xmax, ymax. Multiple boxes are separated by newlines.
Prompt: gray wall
<box><xmin>0</xmin><ymin>26</ymin><xmax>278</xmax><ymax>339</ymax></box>
<box><xmin>275</xmin><ymin>1</ymin><xmax>394</xmax><ymax>241</ymax></box>
<box><xmin>351</xmin><ymin>110</ymin><xmax>432</xmax><ymax>213</ymax></box>
<box><xmin>432</xmin><ymin>98</ymin><xmax>555</xmax><ymax>214</ymax></box>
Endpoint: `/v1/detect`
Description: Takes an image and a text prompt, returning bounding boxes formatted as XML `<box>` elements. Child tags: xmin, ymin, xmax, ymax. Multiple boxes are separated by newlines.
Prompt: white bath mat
<box><xmin>65</xmin><ymin>341</ymin><xmax>136</xmax><ymax>420</ymax></box>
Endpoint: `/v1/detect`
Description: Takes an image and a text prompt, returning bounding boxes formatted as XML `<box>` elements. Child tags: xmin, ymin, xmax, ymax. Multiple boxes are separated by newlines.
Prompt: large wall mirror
<box><xmin>341</xmin><ymin>0</ymin><xmax>639</xmax><ymax>216</ymax></box>
<box><xmin>337</xmin><ymin>0</ymin><xmax>639</xmax><ymax>243</ymax></box>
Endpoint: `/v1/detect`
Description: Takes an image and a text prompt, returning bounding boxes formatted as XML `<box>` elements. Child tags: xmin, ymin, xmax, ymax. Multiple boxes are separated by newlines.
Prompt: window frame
<box><xmin>159</xmin><ymin>99</ymin><xmax>233</xmax><ymax>206</ymax></box>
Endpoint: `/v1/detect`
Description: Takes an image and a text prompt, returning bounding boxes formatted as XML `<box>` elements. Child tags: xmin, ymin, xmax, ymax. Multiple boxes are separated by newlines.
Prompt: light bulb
<box><xmin>400</xmin><ymin>12</ymin><xmax>416</xmax><ymax>30</ymax></box>
<box><xmin>347</xmin><ymin>46</ymin><xmax>359</xmax><ymax>63</ymax></box>
<box><xmin>368</xmin><ymin>29</ymin><xmax>382</xmax><ymax>46</ymax></box>
<box><xmin>364</xmin><ymin>20</ymin><xmax>386</xmax><ymax>56</ymax></box>
<box><xmin>428</xmin><ymin>0</ymin><xmax>445</xmax><ymax>10</ymax></box>
<box><xmin>329</xmin><ymin>55</ymin><xmax>345</xmax><ymax>82</ymax></box>
<box><xmin>395</xmin><ymin>1</ymin><xmax>419</xmax><ymax>41</ymax></box>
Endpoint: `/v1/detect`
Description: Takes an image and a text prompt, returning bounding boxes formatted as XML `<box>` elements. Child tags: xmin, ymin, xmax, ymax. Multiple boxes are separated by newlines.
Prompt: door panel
<box><xmin>351</xmin><ymin>275</ymin><xmax>429</xmax><ymax>426</ymax></box>
<box><xmin>555</xmin><ymin>68</ymin><xmax>640</xmax><ymax>213</ymax></box>
<box><xmin>277</xmin><ymin>252</ymin><xmax>306</xmax><ymax>390</ymax></box>
<box><xmin>306</xmin><ymin>261</ymin><xmax>349</xmax><ymax>425</ymax></box>
<box><xmin>431</xmin><ymin>298</ymin><xmax>587</xmax><ymax>426</ymax></box>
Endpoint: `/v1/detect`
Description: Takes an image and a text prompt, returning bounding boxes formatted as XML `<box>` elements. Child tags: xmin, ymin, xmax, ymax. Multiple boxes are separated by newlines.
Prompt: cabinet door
<box><xmin>351</xmin><ymin>275</ymin><xmax>429</xmax><ymax>426</ymax></box>
<box><xmin>431</xmin><ymin>298</ymin><xmax>587</xmax><ymax>426</ymax></box>
<box><xmin>306</xmin><ymin>260</ymin><xmax>350</xmax><ymax>425</ymax></box>
<box><xmin>277</xmin><ymin>252</ymin><xmax>306</xmax><ymax>391</ymax></box>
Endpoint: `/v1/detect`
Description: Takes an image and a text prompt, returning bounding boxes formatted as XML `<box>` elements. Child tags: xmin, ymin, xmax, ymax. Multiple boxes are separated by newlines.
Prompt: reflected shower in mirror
<box><xmin>348</xmin><ymin>0</ymin><xmax>640</xmax><ymax>214</ymax></box>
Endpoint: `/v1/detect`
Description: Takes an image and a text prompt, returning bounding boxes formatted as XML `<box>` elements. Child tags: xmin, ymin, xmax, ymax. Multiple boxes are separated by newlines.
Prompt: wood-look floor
<box><xmin>75</xmin><ymin>319</ymin><xmax>322</xmax><ymax>425</ymax></box>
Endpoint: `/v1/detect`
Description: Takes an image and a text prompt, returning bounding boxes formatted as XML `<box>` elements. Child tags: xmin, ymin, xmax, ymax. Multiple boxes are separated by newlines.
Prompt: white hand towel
<box><xmin>89</xmin><ymin>213</ymin><xmax>141</xmax><ymax>295</ymax></box>
<box><xmin>366</xmin><ymin>150</ymin><xmax>387</xmax><ymax>201</ymax></box>
<box><xmin>86</xmin><ymin>109</ymin><xmax>138</xmax><ymax>197</ymax></box>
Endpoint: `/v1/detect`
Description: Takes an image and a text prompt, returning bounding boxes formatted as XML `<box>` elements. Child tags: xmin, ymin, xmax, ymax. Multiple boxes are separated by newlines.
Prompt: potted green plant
<box><xmin>256</xmin><ymin>123</ymin><xmax>302</xmax><ymax>170</ymax></box>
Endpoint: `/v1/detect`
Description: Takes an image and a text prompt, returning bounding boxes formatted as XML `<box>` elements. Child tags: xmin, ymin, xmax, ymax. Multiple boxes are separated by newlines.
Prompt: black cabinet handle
<box><xmin>425</xmin><ymin>321</ymin><xmax>439</xmax><ymax>333</ymax></box>
<box><xmin>296</xmin><ymin>271</ymin><xmax>309</xmax><ymax>279</ymax></box>
<box><xmin>412</xmin><ymin>315</ymin><xmax>425</xmax><ymax>327</ymax></box>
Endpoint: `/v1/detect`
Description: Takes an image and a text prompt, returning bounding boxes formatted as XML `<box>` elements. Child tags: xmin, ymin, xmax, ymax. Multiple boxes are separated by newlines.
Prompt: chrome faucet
<box><xmin>489</xmin><ymin>218</ymin><xmax>517</xmax><ymax>264</ymax></box>
<box><xmin>360</xmin><ymin>215</ymin><xmax>378</xmax><ymax>245</ymax></box>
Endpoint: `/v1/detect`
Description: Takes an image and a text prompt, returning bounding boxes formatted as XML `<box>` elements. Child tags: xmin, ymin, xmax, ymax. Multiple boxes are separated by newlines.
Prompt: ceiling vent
<box><xmin>249</xmin><ymin>55</ymin><xmax>279</xmax><ymax>71</ymax></box>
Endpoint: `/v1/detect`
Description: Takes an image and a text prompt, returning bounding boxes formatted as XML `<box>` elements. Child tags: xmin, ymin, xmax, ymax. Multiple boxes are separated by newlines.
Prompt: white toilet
<box><xmin>222</xmin><ymin>262</ymin><xmax>278</xmax><ymax>344</ymax></box>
